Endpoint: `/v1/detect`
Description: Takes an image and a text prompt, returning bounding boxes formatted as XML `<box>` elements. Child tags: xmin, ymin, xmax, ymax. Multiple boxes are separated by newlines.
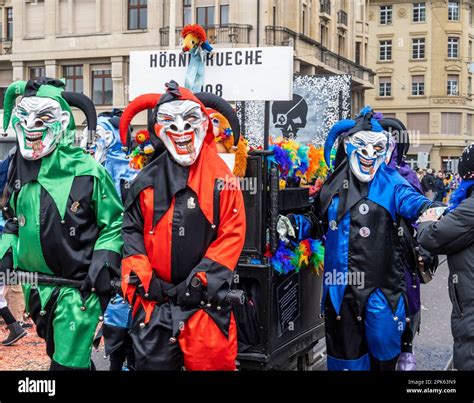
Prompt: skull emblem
<box><xmin>272</xmin><ymin>94</ymin><xmax>308</xmax><ymax>139</ymax></box>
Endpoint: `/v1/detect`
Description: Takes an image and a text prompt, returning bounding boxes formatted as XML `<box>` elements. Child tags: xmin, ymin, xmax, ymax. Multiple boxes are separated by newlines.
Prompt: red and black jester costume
<box><xmin>119</xmin><ymin>83</ymin><xmax>246</xmax><ymax>370</ymax></box>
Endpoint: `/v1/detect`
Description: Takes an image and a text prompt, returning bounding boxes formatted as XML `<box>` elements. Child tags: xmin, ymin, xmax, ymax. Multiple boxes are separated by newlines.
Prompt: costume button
<box><xmin>329</xmin><ymin>220</ymin><xmax>337</xmax><ymax>231</ymax></box>
<box><xmin>359</xmin><ymin>204</ymin><xmax>369</xmax><ymax>215</ymax></box>
<box><xmin>139</xmin><ymin>322</ymin><xmax>146</xmax><ymax>329</ymax></box>
<box><xmin>169</xmin><ymin>337</ymin><xmax>177</xmax><ymax>344</ymax></box>
<box><xmin>359</xmin><ymin>227</ymin><xmax>370</xmax><ymax>238</ymax></box>
<box><xmin>18</xmin><ymin>214</ymin><xmax>26</xmax><ymax>227</ymax></box>
<box><xmin>80</xmin><ymin>306</ymin><xmax>87</xmax><ymax>311</ymax></box>
<box><xmin>357</xmin><ymin>316</ymin><xmax>363</xmax><ymax>321</ymax></box>
<box><xmin>336</xmin><ymin>315</ymin><xmax>341</xmax><ymax>321</ymax></box>
<box><xmin>39</xmin><ymin>310</ymin><xmax>46</xmax><ymax>316</ymax></box>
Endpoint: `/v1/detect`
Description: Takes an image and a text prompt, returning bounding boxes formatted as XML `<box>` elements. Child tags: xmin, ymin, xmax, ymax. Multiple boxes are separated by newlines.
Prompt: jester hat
<box><xmin>119</xmin><ymin>80</ymin><xmax>240</xmax><ymax>150</ymax></box>
<box><xmin>324</xmin><ymin>106</ymin><xmax>402</xmax><ymax>169</ymax></box>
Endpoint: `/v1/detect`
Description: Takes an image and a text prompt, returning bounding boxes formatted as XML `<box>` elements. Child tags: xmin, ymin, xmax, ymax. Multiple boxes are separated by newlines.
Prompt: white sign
<box><xmin>418</xmin><ymin>152</ymin><xmax>429</xmax><ymax>169</ymax></box>
<box><xmin>129</xmin><ymin>47</ymin><xmax>293</xmax><ymax>102</ymax></box>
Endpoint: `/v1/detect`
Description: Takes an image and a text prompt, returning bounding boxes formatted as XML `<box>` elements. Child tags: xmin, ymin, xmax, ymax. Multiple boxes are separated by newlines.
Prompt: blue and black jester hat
<box><xmin>324</xmin><ymin>106</ymin><xmax>408</xmax><ymax>171</ymax></box>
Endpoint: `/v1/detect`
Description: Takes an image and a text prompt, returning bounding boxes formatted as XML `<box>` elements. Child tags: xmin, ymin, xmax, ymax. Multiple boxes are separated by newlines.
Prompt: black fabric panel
<box><xmin>0</xmin><ymin>251</ymin><xmax>13</xmax><ymax>275</ymax></box>
<box><xmin>124</xmin><ymin>152</ymin><xmax>189</xmax><ymax>229</ymax></box>
<box><xmin>28</xmin><ymin>286</ymin><xmax>61</xmax><ymax>361</ymax></box>
<box><xmin>170</xmin><ymin>188</ymin><xmax>216</xmax><ymax>284</ymax></box>
<box><xmin>324</xmin><ymin>292</ymin><xmax>367</xmax><ymax>360</ymax></box>
<box><xmin>319</xmin><ymin>160</ymin><xmax>368</xmax><ymax>221</ymax></box>
<box><xmin>40</xmin><ymin>176</ymin><xmax>99</xmax><ymax>280</ymax></box>
<box><xmin>122</xmin><ymin>197</ymin><xmax>147</xmax><ymax>259</ymax></box>
<box><xmin>130</xmin><ymin>303</ymin><xmax>184</xmax><ymax>370</ymax></box>
<box><xmin>348</xmin><ymin>199</ymin><xmax>405</xmax><ymax>313</ymax></box>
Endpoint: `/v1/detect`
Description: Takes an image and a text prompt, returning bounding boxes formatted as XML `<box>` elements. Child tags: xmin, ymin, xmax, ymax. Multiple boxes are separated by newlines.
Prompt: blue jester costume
<box><xmin>83</xmin><ymin>109</ymin><xmax>139</xmax><ymax>200</ymax></box>
<box><xmin>0</xmin><ymin>78</ymin><xmax>123</xmax><ymax>370</ymax></box>
<box><xmin>316</xmin><ymin>107</ymin><xmax>432</xmax><ymax>371</ymax></box>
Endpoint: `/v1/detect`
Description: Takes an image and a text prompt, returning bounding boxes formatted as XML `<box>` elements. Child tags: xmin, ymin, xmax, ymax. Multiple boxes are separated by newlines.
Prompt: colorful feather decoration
<box><xmin>270</xmin><ymin>238</ymin><xmax>325</xmax><ymax>275</ymax></box>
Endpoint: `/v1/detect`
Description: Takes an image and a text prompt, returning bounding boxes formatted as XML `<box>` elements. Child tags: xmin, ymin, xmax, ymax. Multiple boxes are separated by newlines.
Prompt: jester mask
<box><xmin>324</xmin><ymin>107</ymin><xmax>390</xmax><ymax>184</ymax></box>
<box><xmin>343</xmin><ymin>130</ymin><xmax>388</xmax><ymax>183</ymax></box>
<box><xmin>13</xmin><ymin>97</ymin><xmax>70</xmax><ymax>160</ymax></box>
<box><xmin>119</xmin><ymin>81</ymin><xmax>241</xmax><ymax>169</ymax></box>
<box><xmin>3</xmin><ymin>77</ymin><xmax>97</xmax><ymax>161</ymax></box>
<box><xmin>155</xmin><ymin>99</ymin><xmax>208</xmax><ymax>166</ymax></box>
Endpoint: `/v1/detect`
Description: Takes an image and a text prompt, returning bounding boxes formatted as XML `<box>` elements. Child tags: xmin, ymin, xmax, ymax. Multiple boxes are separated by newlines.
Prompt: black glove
<box><xmin>167</xmin><ymin>276</ymin><xmax>206</xmax><ymax>307</ymax></box>
<box><xmin>136</xmin><ymin>274</ymin><xmax>169</xmax><ymax>304</ymax></box>
<box><xmin>81</xmin><ymin>266</ymin><xmax>111</xmax><ymax>295</ymax></box>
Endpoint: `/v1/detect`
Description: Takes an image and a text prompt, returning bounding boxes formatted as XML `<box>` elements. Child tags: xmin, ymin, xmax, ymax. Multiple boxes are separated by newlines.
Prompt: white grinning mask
<box><xmin>12</xmin><ymin>97</ymin><xmax>70</xmax><ymax>160</ymax></box>
<box><xmin>156</xmin><ymin>100</ymin><xmax>208</xmax><ymax>166</ymax></box>
<box><xmin>343</xmin><ymin>130</ymin><xmax>389</xmax><ymax>182</ymax></box>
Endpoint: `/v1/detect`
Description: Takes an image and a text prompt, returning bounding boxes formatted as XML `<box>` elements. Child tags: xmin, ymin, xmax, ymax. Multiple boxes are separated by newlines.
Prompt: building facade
<box><xmin>0</xmin><ymin>0</ymin><xmax>374</xmax><ymax>154</ymax></box>
<box><xmin>367</xmin><ymin>0</ymin><xmax>474</xmax><ymax>171</ymax></box>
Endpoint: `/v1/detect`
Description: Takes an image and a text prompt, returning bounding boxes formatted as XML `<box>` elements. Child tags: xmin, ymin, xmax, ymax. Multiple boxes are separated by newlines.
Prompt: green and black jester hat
<box><xmin>3</xmin><ymin>77</ymin><xmax>97</xmax><ymax>161</ymax></box>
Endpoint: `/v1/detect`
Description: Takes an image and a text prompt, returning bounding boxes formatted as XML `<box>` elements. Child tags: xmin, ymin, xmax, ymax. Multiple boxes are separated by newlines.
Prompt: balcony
<box><xmin>160</xmin><ymin>24</ymin><xmax>252</xmax><ymax>47</ymax></box>
<box><xmin>0</xmin><ymin>39</ymin><xmax>12</xmax><ymax>55</ymax></box>
<box><xmin>320</xmin><ymin>0</ymin><xmax>331</xmax><ymax>16</ymax></box>
<box><xmin>337</xmin><ymin>10</ymin><xmax>348</xmax><ymax>26</ymax></box>
<box><xmin>265</xmin><ymin>26</ymin><xmax>375</xmax><ymax>85</ymax></box>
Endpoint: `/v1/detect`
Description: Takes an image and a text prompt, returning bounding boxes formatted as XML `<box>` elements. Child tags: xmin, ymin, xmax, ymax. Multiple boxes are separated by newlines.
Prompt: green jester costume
<box><xmin>0</xmin><ymin>77</ymin><xmax>123</xmax><ymax>370</ymax></box>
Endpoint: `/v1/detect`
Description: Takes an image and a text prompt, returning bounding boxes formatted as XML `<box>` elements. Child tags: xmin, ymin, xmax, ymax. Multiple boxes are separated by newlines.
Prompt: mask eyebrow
<box><xmin>183</xmin><ymin>105</ymin><xmax>201</xmax><ymax>117</ymax></box>
<box><xmin>37</xmin><ymin>107</ymin><xmax>56</xmax><ymax>115</ymax></box>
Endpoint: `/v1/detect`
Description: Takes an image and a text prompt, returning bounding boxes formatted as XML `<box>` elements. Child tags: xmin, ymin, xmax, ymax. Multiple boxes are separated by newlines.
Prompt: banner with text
<box><xmin>129</xmin><ymin>47</ymin><xmax>293</xmax><ymax>102</ymax></box>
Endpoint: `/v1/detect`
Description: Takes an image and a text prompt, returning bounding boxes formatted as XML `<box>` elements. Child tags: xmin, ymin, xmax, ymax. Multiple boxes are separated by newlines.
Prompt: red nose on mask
<box><xmin>182</xmin><ymin>46</ymin><xmax>190</xmax><ymax>52</ymax></box>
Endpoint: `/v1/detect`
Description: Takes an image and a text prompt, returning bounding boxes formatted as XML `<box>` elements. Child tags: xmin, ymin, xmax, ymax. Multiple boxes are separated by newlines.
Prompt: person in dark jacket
<box><xmin>421</xmin><ymin>169</ymin><xmax>437</xmax><ymax>200</ymax></box>
<box><xmin>434</xmin><ymin>171</ymin><xmax>446</xmax><ymax>202</ymax></box>
<box><xmin>418</xmin><ymin>144</ymin><xmax>474</xmax><ymax>370</ymax></box>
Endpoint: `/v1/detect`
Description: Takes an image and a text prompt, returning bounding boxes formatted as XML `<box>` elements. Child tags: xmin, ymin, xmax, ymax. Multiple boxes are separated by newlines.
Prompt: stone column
<box><xmin>111</xmin><ymin>56</ymin><xmax>126</xmax><ymax>108</ymax></box>
<box><xmin>45</xmin><ymin>59</ymin><xmax>57</xmax><ymax>78</ymax></box>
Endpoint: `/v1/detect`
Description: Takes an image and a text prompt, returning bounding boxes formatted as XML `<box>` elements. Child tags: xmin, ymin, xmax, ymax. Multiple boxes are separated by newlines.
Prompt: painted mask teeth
<box><xmin>25</xmin><ymin>131</ymin><xmax>44</xmax><ymax>142</ymax></box>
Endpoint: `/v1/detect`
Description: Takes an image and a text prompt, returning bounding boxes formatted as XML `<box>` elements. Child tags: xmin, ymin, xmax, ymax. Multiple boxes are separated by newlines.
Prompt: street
<box><xmin>415</xmin><ymin>257</ymin><xmax>453</xmax><ymax>370</ymax></box>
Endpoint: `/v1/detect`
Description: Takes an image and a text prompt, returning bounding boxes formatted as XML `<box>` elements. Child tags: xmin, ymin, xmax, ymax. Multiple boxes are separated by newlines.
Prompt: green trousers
<box><xmin>23</xmin><ymin>283</ymin><xmax>101</xmax><ymax>369</ymax></box>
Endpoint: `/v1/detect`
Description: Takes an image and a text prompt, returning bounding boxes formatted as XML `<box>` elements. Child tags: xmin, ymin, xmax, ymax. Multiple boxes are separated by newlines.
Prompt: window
<box><xmin>128</xmin><ymin>0</ymin><xmax>147</xmax><ymax>30</ymax></box>
<box><xmin>379</xmin><ymin>40</ymin><xmax>392</xmax><ymax>61</ymax></box>
<box><xmin>183</xmin><ymin>0</ymin><xmax>192</xmax><ymax>25</ymax></box>
<box><xmin>441</xmin><ymin>112</ymin><xmax>461</xmax><ymax>135</ymax></box>
<box><xmin>448</xmin><ymin>1</ymin><xmax>460</xmax><ymax>21</ymax></box>
<box><xmin>338</xmin><ymin>32</ymin><xmax>346</xmax><ymax>57</ymax></box>
<box><xmin>302</xmin><ymin>4</ymin><xmax>307</xmax><ymax>34</ymax></box>
<box><xmin>379</xmin><ymin>77</ymin><xmax>392</xmax><ymax>97</ymax></box>
<box><xmin>320</xmin><ymin>23</ymin><xmax>328</xmax><ymax>47</ymax></box>
<box><xmin>355</xmin><ymin>41</ymin><xmax>361</xmax><ymax>65</ymax></box>
<box><xmin>29</xmin><ymin>67</ymin><xmax>45</xmax><ymax>80</ymax></box>
<box><xmin>467</xmin><ymin>114</ymin><xmax>474</xmax><ymax>135</ymax></box>
<box><xmin>196</xmin><ymin>6</ymin><xmax>215</xmax><ymax>26</ymax></box>
<box><xmin>92</xmin><ymin>69</ymin><xmax>112</xmax><ymax>105</ymax></box>
<box><xmin>413</xmin><ymin>3</ymin><xmax>426</xmax><ymax>22</ymax></box>
<box><xmin>320</xmin><ymin>0</ymin><xmax>331</xmax><ymax>15</ymax></box>
<box><xmin>412</xmin><ymin>38</ymin><xmax>425</xmax><ymax>59</ymax></box>
<box><xmin>63</xmin><ymin>65</ymin><xmax>83</xmax><ymax>93</ymax></box>
<box><xmin>220</xmin><ymin>4</ymin><xmax>229</xmax><ymax>25</ymax></box>
<box><xmin>380</xmin><ymin>5</ymin><xmax>392</xmax><ymax>25</ymax></box>
<box><xmin>25</xmin><ymin>0</ymin><xmax>45</xmax><ymax>38</ymax></box>
<box><xmin>0</xmin><ymin>87</ymin><xmax>6</xmax><ymax>109</ymax></box>
<box><xmin>447</xmin><ymin>37</ymin><xmax>459</xmax><ymax>59</ymax></box>
<box><xmin>447</xmin><ymin>74</ymin><xmax>459</xmax><ymax>96</ymax></box>
<box><xmin>412</xmin><ymin>75</ymin><xmax>425</xmax><ymax>96</ymax></box>
<box><xmin>407</xmin><ymin>113</ymin><xmax>429</xmax><ymax>135</ymax></box>
<box><xmin>6</xmin><ymin>8</ymin><xmax>13</xmax><ymax>40</ymax></box>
